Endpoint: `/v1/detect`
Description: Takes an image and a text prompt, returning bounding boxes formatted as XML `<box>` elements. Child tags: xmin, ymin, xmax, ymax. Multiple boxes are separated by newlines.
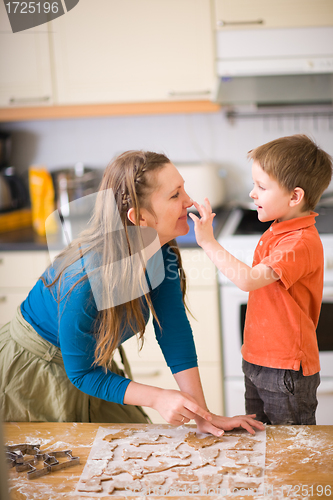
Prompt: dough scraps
<box><xmin>184</xmin><ymin>431</ymin><xmax>223</xmax><ymax>450</ymax></box>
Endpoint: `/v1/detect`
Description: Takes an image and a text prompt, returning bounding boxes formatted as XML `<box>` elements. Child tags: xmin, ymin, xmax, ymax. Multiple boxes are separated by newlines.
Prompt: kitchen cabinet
<box><xmin>48</xmin><ymin>0</ymin><xmax>215</xmax><ymax>105</ymax></box>
<box><xmin>0</xmin><ymin>2</ymin><xmax>53</xmax><ymax>108</ymax></box>
<box><xmin>122</xmin><ymin>248</ymin><xmax>223</xmax><ymax>424</ymax></box>
<box><xmin>0</xmin><ymin>251</ymin><xmax>49</xmax><ymax>327</ymax></box>
<box><xmin>214</xmin><ymin>0</ymin><xmax>333</xmax><ymax>30</ymax></box>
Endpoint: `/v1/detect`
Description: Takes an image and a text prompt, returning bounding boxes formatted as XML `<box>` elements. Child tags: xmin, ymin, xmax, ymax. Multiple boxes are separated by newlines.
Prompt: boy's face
<box><xmin>250</xmin><ymin>161</ymin><xmax>295</xmax><ymax>223</ymax></box>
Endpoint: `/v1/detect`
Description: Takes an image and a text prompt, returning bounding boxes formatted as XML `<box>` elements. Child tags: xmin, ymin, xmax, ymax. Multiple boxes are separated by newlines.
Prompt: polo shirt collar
<box><xmin>270</xmin><ymin>212</ymin><xmax>318</xmax><ymax>235</ymax></box>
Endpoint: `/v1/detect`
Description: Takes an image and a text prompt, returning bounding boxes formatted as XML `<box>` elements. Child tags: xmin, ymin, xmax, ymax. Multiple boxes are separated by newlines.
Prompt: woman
<box><xmin>0</xmin><ymin>151</ymin><xmax>263</xmax><ymax>436</ymax></box>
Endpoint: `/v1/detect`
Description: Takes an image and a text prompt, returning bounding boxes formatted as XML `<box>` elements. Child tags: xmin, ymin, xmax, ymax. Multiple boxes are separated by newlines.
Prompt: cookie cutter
<box><xmin>6</xmin><ymin>443</ymin><xmax>80</xmax><ymax>480</ymax></box>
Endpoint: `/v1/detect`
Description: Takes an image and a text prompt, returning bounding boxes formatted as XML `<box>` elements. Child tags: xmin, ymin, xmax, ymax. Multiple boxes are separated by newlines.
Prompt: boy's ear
<box><xmin>290</xmin><ymin>187</ymin><xmax>305</xmax><ymax>207</ymax></box>
<box><xmin>127</xmin><ymin>207</ymin><xmax>148</xmax><ymax>226</ymax></box>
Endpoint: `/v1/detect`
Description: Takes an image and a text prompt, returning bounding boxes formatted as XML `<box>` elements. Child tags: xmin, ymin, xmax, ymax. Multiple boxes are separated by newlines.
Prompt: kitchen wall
<box><xmin>1</xmin><ymin>110</ymin><xmax>333</xmax><ymax>204</ymax></box>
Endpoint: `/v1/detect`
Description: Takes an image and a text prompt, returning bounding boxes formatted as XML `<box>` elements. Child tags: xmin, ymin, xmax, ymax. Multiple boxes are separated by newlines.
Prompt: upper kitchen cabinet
<box><xmin>49</xmin><ymin>0</ymin><xmax>216</xmax><ymax>105</ymax></box>
<box><xmin>0</xmin><ymin>1</ymin><xmax>53</xmax><ymax>107</ymax></box>
<box><xmin>214</xmin><ymin>0</ymin><xmax>333</xmax><ymax>30</ymax></box>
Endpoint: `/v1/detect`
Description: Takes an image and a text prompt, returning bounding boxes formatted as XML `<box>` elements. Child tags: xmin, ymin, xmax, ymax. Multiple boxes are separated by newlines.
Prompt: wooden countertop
<box><xmin>3</xmin><ymin>423</ymin><xmax>333</xmax><ymax>499</ymax></box>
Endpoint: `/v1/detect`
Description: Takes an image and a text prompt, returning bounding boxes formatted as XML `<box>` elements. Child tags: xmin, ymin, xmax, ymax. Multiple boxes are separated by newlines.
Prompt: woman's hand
<box><xmin>189</xmin><ymin>198</ymin><xmax>216</xmax><ymax>249</ymax></box>
<box><xmin>195</xmin><ymin>413</ymin><xmax>265</xmax><ymax>436</ymax></box>
<box><xmin>151</xmin><ymin>389</ymin><xmax>212</xmax><ymax>426</ymax></box>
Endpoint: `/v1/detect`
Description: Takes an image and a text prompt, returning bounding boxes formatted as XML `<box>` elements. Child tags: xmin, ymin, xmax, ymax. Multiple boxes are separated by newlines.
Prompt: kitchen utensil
<box><xmin>51</xmin><ymin>163</ymin><xmax>101</xmax><ymax>217</ymax></box>
<box><xmin>0</xmin><ymin>167</ymin><xmax>29</xmax><ymax>212</ymax></box>
<box><xmin>174</xmin><ymin>162</ymin><xmax>226</xmax><ymax>211</ymax></box>
<box><xmin>0</xmin><ymin>131</ymin><xmax>11</xmax><ymax>169</ymax></box>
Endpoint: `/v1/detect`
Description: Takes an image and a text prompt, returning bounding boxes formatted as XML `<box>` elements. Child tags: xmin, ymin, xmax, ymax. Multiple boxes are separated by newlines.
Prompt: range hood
<box><xmin>214</xmin><ymin>26</ymin><xmax>333</xmax><ymax>107</ymax></box>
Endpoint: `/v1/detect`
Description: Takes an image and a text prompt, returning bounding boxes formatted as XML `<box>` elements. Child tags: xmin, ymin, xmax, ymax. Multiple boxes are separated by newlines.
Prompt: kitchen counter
<box><xmin>0</xmin><ymin>208</ymin><xmax>232</xmax><ymax>251</ymax></box>
<box><xmin>3</xmin><ymin>423</ymin><xmax>333</xmax><ymax>499</ymax></box>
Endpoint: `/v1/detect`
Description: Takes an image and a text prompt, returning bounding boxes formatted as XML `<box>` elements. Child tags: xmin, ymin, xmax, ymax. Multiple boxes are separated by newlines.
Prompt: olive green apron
<box><xmin>0</xmin><ymin>307</ymin><xmax>149</xmax><ymax>423</ymax></box>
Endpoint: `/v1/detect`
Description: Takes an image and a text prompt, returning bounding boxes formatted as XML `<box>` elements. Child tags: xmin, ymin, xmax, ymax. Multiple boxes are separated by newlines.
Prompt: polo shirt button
<box><xmin>259</xmin><ymin>241</ymin><xmax>263</xmax><ymax>246</ymax></box>
<box><xmin>270</xmin><ymin>227</ymin><xmax>273</xmax><ymax>231</ymax></box>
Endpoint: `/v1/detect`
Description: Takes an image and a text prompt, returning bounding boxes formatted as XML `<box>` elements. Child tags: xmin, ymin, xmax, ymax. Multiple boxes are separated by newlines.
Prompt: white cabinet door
<box><xmin>49</xmin><ymin>0</ymin><xmax>215</xmax><ymax>104</ymax></box>
<box><xmin>0</xmin><ymin>2</ymin><xmax>53</xmax><ymax>107</ymax></box>
<box><xmin>214</xmin><ymin>0</ymin><xmax>333</xmax><ymax>30</ymax></box>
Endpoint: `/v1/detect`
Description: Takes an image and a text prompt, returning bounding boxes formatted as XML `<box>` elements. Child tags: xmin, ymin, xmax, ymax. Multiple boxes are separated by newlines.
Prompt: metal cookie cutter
<box><xmin>6</xmin><ymin>443</ymin><xmax>80</xmax><ymax>480</ymax></box>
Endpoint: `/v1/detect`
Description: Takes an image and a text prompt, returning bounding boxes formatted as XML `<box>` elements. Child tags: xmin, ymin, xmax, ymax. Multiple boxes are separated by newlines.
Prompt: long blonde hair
<box><xmin>43</xmin><ymin>151</ymin><xmax>187</xmax><ymax>369</ymax></box>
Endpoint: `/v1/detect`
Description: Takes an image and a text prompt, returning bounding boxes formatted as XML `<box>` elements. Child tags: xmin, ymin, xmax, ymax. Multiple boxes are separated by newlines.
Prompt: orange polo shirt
<box><xmin>241</xmin><ymin>212</ymin><xmax>323</xmax><ymax>376</ymax></box>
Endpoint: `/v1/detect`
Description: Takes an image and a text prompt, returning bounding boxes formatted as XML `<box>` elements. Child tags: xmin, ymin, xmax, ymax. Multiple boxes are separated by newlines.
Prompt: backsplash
<box><xmin>1</xmin><ymin>110</ymin><xmax>332</xmax><ymax>204</ymax></box>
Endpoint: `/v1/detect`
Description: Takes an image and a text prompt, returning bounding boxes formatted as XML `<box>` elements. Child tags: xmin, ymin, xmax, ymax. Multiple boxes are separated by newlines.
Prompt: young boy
<box><xmin>190</xmin><ymin>135</ymin><xmax>333</xmax><ymax>425</ymax></box>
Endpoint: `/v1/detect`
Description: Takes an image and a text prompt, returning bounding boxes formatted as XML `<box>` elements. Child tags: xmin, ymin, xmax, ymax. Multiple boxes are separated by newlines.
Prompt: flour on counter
<box><xmin>74</xmin><ymin>425</ymin><xmax>266</xmax><ymax>497</ymax></box>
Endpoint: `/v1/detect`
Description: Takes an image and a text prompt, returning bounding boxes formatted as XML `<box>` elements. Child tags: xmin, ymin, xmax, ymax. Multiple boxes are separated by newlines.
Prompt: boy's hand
<box><xmin>189</xmin><ymin>198</ymin><xmax>216</xmax><ymax>248</ymax></box>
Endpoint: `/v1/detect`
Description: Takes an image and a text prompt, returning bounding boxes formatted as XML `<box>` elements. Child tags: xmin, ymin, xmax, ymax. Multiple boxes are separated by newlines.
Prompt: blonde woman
<box><xmin>0</xmin><ymin>151</ymin><xmax>263</xmax><ymax>436</ymax></box>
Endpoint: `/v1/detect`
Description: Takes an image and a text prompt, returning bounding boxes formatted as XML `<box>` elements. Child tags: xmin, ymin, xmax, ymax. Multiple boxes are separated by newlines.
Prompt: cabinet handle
<box><xmin>168</xmin><ymin>90</ymin><xmax>211</xmax><ymax>97</ymax></box>
<box><xmin>9</xmin><ymin>96</ymin><xmax>50</xmax><ymax>104</ymax></box>
<box><xmin>0</xmin><ymin>296</ymin><xmax>7</xmax><ymax>303</ymax></box>
<box><xmin>217</xmin><ymin>19</ymin><xmax>264</xmax><ymax>27</ymax></box>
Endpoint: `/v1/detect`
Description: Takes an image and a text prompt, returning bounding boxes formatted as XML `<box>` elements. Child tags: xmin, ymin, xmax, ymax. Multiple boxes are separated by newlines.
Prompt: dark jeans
<box><xmin>242</xmin><ymin>359</ymin><xmax>320</xmax><ymax>425</ymax></box>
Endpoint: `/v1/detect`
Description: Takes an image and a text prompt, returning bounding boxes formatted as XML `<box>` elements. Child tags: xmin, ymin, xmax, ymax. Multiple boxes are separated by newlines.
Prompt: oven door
<box><xmin>316</xmin><ymin>286</ymin><xmax>333</xmax><ymax>424</ymax></box>
<box><xmin>220</xmin><ymin>284</ymin><xmax>333</xmax><ymax>423</ymax></box>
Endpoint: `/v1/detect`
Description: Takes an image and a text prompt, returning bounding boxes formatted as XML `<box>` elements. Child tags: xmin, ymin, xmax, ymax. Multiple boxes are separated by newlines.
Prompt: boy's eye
<box><xmin>259</xmin><ymin>185</ymin><xmax>265</xmax><ymax>190</ymax></box>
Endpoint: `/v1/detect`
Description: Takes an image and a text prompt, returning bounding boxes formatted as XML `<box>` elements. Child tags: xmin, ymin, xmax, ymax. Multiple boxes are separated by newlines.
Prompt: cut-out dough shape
<box><xmin>84</xmin><ymin>459</ymin><xmax>108</xmax><ymax>478</ymax></box>
<box><xmin>184</xmin><ymin>431</ymin><xmax>223</xmax><ymax>450</ymax></box>
<box><xmin>103</xmin><ymin>429</ymin><xmax>135</xmax><ymax>441</ymax></box>
<box><xmin>194</xmin><ymin>447</ymin><xmax>220</xmax><ymax>468</ymax></box>
<box><xmin>228</xmin><ymin>477</ymin><xmax>261</xmax><ymax>492</ymax></box>
<box><xmin>91</xmin><ymin>442</ymin><xmax>117</xmax><ymax>460</ymax></box>
<box><xmin>174</xmin><ymin>470</ymin><xmax>199</xmax><ymax>482</ymax></box>
<box><xmin>106</xmin><ymin>479</ymin><xmax>142</xmax><ymax>494</ymax></box>
<box><xmin>143</xmin><ymin>475</ymin><xmax>166</xmax><ymax>488</ymax></box>
<box><xmin>153</xmin><ymin>444</ymin><xmax>191</xmax><ymax>460</ymax></box>
<box><xmin>122</xmin><ymin>448</ymin><xmax>152</xmax><ymax>461</ymax></box>
<box><xmin>229</xmin><ymin>437</ymin><xmax>259</xmax><ymax>450</ymax></box>
<box><xmin>226</xmin><ymin>450</ymin><xmax>261</xmax><ymax>465</ymax></box>
<box><xmin>102</xmin><ymin>462</ymin><xmax>144</xmax><ymax>480</ymax></box>
<box><xmin>77</xmin><ymin>478</ymin><xmax>102</xmax><ymax>492</ymax></box>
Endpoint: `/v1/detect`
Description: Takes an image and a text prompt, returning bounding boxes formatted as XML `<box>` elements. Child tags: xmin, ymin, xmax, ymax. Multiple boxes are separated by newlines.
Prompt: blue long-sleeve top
<box><xmin>20</xmin><ymin>244</ymin><xmax>197</xmax><ymax>405</ymax></box>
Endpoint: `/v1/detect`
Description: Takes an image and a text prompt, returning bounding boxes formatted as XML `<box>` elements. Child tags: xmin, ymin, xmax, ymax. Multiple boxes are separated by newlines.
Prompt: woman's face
<box><xmin>142</xmin><ymin>163</ymin><xmax>193</xmax><ymax>246</ymax></box>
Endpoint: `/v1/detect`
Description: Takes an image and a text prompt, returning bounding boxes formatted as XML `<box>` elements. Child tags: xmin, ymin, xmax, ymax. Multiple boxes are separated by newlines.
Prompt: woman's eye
<box><xmin>171</xmin><ymin>192</ymin><xmax>180</xmax><ymax>199</ymax></box>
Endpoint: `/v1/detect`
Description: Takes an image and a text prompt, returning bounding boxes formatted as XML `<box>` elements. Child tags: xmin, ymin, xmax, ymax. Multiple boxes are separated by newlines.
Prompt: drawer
<box><xmin>186</xmin><ymin>288</ymin><xmax>221</xmax><ymax>363</ymax></box>
<box><xmin>0</xmin><ymin>252</ymin><xmax>49</xmax><ymax>288</ymax></box>
<box><xmin>0</xmin><ymin>290</ymin><xmax>29</xmax><ymax>327</ymax></box>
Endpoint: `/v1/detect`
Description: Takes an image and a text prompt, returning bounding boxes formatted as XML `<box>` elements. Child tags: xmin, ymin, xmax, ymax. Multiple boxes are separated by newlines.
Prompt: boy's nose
<box><xmin>249</xmin><ymin>188</ymin><xmax>256</xmax><ymax>199</ymax></box>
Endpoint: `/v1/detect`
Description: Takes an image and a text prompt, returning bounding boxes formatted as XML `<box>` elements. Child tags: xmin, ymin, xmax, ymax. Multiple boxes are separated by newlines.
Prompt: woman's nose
<box><xmin>184</xmin><ymin>192</ymin><xmax>193</xmax><ymax>208</ymax></box>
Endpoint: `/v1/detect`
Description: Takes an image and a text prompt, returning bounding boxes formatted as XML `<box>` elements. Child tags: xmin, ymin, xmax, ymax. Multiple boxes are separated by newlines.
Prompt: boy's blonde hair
<box><xmin>248</xmin><ymin>135</ymin><xmax>333</xmax><ymax>211</ymax></box>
